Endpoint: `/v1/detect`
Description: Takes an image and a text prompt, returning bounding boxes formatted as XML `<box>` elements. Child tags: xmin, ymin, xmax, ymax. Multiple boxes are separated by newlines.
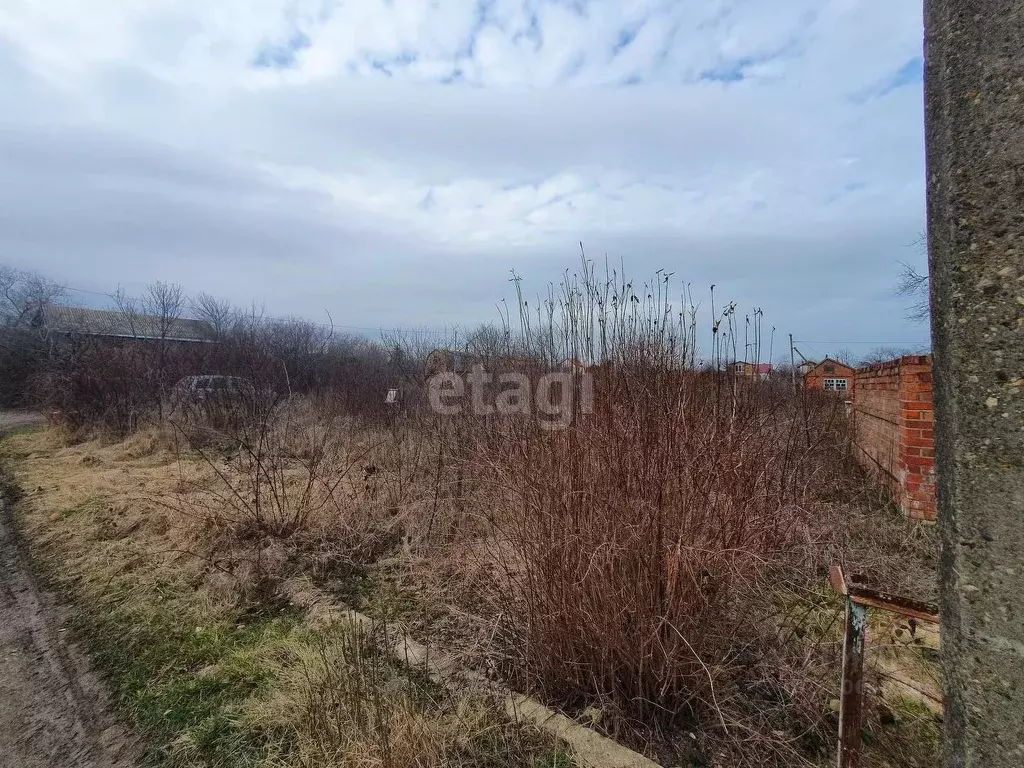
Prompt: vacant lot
<box><xmin>0</xmin><ymin>262</ymin><xmax>941</xmax><ymax>768</ymax></box>
<box><xmin>0</xmin><ymin>384</ymin><xmax>940</xmax><ymax>768</ymax></box>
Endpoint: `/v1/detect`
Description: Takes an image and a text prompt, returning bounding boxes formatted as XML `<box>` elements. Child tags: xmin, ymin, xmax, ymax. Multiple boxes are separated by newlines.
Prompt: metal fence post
<box><xmin>829</xmin><ymin>564</ymin><xmax>939</xmax><ymax>768</ymax></box>
<box><xmin>838</xmin><ymin>597</ymin><xmax>868</xmax><ymax>768</ymax></box>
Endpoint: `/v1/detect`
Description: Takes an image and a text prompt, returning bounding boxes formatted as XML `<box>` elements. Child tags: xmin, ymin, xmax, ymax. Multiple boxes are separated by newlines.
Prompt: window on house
<box><xmin>823</xmin><ymin>378</ymin><xmax>848</xmax><ymax>391</ymax></box>
<box><xmin>824</xmin><ymin>365</ymin><xmax>835</xmax><ymax>374</ymax></box>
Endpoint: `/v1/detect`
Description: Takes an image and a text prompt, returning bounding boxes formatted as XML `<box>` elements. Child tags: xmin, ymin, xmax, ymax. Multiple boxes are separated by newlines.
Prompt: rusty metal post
<box><xmin>829</xmin><ymin>565</ymin><xmax>939</xmax><ymax>767</ymax></box>
<box><xmin>837</xmin><ymin>597</ymin><xmax>868</xmax><ymax>768</ymax></box>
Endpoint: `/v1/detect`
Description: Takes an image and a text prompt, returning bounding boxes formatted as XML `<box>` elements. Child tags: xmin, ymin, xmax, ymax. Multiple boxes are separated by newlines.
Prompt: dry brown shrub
<box><xmin>473</xmin><ymin>371</ymin><xmax>850</xmax><ymax>736</ymax></box>
<box><xmin>402</xmin><ymin>260</ymin><xmax>911</xmax><ymax>766</ymax></box>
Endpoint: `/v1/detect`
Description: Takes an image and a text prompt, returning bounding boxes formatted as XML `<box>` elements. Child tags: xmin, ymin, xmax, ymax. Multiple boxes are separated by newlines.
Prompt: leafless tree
<box><xmin>380</xmin><ymin>327</ymin><xmax>458</xmax><ymax>377</ymax></box>
<box><xmin>896</xmin><ymin>262</ymin><xmax>930</xmax><ymax>322</ymax></box>
<box><xmin>0</xmin><ymin>265</ymin><xmax>66</xmax><ymax>326</ymax></box>
<box><xmin>833</xmin><ymin>348</ymin><xmax>856</xmax><ymax>367</ymax></box>
<box><xmin>465</xmin><ymin>322</ymin><xmax>510</xmax><ymax>359</ymax></box>
<box><xmin>0</xmin><ymin>266</ymin><xmax>67</xmax><ymax>405</ymax></box>
<box><xmin>144</xmin><ymin>281</ymin><xmax>186</xmax><ymax>341</ymax></box>
<box><xmin>896</xmin><ymin>235</ymin><xmax>930</xmax><ymax>322</ymax></box>
<box><xmin>140</xmin><ymin>282</ymin><xmax>186</xmax><ymax>419</ymax></box>
<box><xmin>859</xmin><ymin>345</ymin><xmax>929</xmax><ymax>366</ymax></box>
<box><xmin>190</xmin><ymin>292</ymin><xmax>236</xmax><ymax>339</ymax></box>
<box><xmin>111</xmin><ymin>286</ymin><xmax>142</xmax><ymax>337</ymax></box>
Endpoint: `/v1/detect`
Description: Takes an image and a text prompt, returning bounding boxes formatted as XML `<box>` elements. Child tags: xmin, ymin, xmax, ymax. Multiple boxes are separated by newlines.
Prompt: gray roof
<box><xmin>37</xmin><ymin>304</ymin><xmax>215</xmax><ymax>343</ymax></box>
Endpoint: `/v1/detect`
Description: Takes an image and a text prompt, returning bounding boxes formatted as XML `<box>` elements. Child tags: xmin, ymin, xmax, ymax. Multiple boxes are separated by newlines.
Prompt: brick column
<box><xmin>897</xmin><ymin>356</ymin><xmax>936</xmax><ymax>521</ymax></box>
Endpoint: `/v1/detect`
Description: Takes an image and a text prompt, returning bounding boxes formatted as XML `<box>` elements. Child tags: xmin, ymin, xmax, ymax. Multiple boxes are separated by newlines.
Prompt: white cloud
<box><xmin>0</xmin><ymin>0</ymin><xmax>929</xmax><ymax>349</ymax></box>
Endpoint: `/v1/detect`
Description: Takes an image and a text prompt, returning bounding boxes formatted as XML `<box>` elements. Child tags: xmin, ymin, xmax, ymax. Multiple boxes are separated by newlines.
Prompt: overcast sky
<box><xmin>0</xmin><ymin>0</ymin><xmax>929</xmax><ymax>358</ymax></box>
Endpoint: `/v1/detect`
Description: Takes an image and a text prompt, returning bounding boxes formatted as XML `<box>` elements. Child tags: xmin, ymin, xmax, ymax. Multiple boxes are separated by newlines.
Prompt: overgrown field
<box><xmin>2</xmin><ymin>379</ymin><xmax>939</xmax><ymax>767</ymax></box>
<box><xmin>1</xmin><ymin>260</ymin><xmax>941</xmax><ymax>767</ymax></box>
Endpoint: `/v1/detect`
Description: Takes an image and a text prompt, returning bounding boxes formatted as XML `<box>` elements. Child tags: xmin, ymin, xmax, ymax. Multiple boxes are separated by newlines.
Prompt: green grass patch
<box><xmin>71</xmin><ymin>578</ymin><xmax>570</xmax><ymax>768</ymax></box>
<box><xmin>863</xmin><ymin>695</ymin><xmax>942</xmax><ymax>768</ymax></box>
<box><xmin>73</xmin><ymin>581</ymin><xmax>303</xmax><ymax>766</ymax></box>
<box><xmin>337</xmin><ymin>569</ymin><xmax>422</xmax><ymax>622</ymax></box>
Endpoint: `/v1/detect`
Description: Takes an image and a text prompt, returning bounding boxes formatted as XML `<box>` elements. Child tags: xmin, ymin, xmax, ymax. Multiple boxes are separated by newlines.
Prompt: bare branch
<box><xmin>143</xmin><ymin>281</ymin><xmax>185</xmax><ymax>340</ymax></box>
<box><xmin>895</xmin><ymin>237</ymin><xmax>930</xmax><ymax>323</ymax></box>
<box><xmin>189</xmin><ymin>292</ymin><xmax>236</xmax><ymax>339</ymax></box>
<box><xmin>0</xmin><ymin>264</ymin><xmax>66</xmax><ymax>325</ymax></box>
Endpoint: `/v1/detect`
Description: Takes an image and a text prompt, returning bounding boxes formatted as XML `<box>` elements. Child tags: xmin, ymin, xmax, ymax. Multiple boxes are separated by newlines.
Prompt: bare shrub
<box><xmin>163</xmin><ymin>395</ymin><xmax>417</xmax><ymax>618</ymax></box>
<box><xmin>19</xmin><ymin>280</ymin><xmax>399</xmax><ymax>437</ymax></box>
<box><xmin>178</xmin><ymin>402</ymin><xmax>369</xmax><ymax>536</ymax></box>
<box><xmin>426</xmin><ymin>259</ymin><xmax>868</xmax><ymax>764</ymax></box>
<box><xmin>479</xmin><ymin>373</ymin><xmax>848</xmax><ymax>725</ymax></box>
<box><xmin>0</xmin><ymin>265</ymin><xmax>67</xmax><ymax>407</ymax></box>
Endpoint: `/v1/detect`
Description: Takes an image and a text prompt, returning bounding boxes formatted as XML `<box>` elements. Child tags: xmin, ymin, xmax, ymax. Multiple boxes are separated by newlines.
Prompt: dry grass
<box><xmin>4</xmin><ymin>427</ymin><xmax>206</xmax><ymax>585</ymax></box>
<box><xmin>1</xmin><ymin>427</ymin><xmax>567</xmax><ymax>768</ymax></box>
<box><xmin>245</xmin><ymin>623</ymin><xmax>564</xmax><ymax>768</ymax></box>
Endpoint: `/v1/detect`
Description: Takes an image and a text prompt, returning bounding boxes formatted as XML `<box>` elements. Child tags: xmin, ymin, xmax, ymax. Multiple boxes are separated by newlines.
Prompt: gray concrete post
<box><xmin>924</xmin><ymin>2</ymin><xmax>1024</xmax><ymax>766</ymax></box>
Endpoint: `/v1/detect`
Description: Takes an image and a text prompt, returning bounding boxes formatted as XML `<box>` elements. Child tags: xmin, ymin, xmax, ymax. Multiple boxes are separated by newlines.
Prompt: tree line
<box><xmin>0</xmin><ymin>265</ymin><xmax>412</xmax><ymax>433</ymax></box>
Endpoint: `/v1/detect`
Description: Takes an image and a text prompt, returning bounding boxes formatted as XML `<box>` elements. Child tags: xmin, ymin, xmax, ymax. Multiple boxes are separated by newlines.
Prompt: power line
<box><xmin>63</xmin><ymin>285</ymin><xmax>117</xmax><ymax>298</ymax></box>
<box><xmin>794</xmin><ymin>340</ymin><xmax>930</xmax><ymax>345</ymax></box>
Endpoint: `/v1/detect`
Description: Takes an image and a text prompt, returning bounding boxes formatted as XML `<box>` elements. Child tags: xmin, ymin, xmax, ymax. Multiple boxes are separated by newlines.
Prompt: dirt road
<box><xmin>0</xmin><ymin>411</ymin><xmax>139</xmax><ymax>768</ymax></box>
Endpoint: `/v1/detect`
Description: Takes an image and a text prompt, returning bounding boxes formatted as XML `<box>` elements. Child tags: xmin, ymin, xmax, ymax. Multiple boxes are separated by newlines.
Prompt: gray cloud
<box><xmin>0</xmin><ymin>0</ymin><xmax>930</xmax><ymax>354</ymax></box>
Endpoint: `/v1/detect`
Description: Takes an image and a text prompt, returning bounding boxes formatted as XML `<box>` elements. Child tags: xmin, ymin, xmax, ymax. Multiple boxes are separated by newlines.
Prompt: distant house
<box><xmin>803</xmin><ymin>358</ymin><xmax>855</xmax><ymax>396</ymax></box>
<box><xmin>30</xmin><ymin>304</ymin><xmax>216</xmax><ymax>345</ymax></box>
<box><xmin>733</xmin><ymin>361</ymin><xmax>772</xmax><ymax>380</ymax></box>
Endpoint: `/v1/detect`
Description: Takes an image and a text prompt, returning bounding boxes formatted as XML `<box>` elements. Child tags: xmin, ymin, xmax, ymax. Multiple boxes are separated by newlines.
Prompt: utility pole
<box><xmin>789</xmin><ymin>333</ymin><xmax>796</xmax><ymax>391</ymax></box>
<box><xmin>925</xmin><ymin>2</ymin><xmax>1024</xmax><ymax>765</ymax></box>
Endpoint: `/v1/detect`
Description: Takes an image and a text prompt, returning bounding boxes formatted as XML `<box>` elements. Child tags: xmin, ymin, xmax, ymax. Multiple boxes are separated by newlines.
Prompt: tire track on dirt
<box><xmin>0</xmin><ymin>411</ymin><xmax>140</xmax><ymax>768</ymax></box>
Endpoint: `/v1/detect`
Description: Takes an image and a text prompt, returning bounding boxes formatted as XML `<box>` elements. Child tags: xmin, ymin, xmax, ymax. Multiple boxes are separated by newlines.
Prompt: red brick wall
<box><xmin>852</xmin><ymin>355</ymin><xmax>935</xmax><ymax>521</ymax></box>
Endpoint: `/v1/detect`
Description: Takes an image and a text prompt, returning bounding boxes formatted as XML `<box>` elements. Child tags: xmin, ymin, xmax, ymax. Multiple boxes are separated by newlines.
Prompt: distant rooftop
<box><xmin>34</xmin><ymin>304</ymin><xmax>215</xmax><ymax>343</ymax></box>
<box><xmin>735</xmin><ymin>361</ymin><xmax>773</xmax><ymax>374</ymax></box>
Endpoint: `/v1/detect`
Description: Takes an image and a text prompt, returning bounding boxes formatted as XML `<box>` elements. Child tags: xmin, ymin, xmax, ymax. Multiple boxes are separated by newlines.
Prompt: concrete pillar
<box><xmin>924</xmin><ymin>2</ymin><xmax>1024</xmax><ymax>766</ymax></box>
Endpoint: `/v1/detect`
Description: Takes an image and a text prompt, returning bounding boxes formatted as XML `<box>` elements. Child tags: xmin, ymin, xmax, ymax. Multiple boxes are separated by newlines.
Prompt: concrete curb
<box><xmin>282</xmin><ymin>578</ymin><xmax>662</xmax><ymax>768</ymax></box>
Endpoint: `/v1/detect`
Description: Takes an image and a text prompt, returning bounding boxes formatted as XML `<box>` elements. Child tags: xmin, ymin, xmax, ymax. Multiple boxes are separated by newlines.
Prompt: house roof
<box><xmin>807</xmin><ymin>358</ymin><xmax>854</xmax><ymax>373</ymax></box>
<box><xmin>36</xmin><ymin>304</ymin><xmax>215</xmax><ymax>343</ymax></box>
<box><xmin>735</xmin><ymin>361</ymin><xmax>773</xmax><ymax>373</ymax></box>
